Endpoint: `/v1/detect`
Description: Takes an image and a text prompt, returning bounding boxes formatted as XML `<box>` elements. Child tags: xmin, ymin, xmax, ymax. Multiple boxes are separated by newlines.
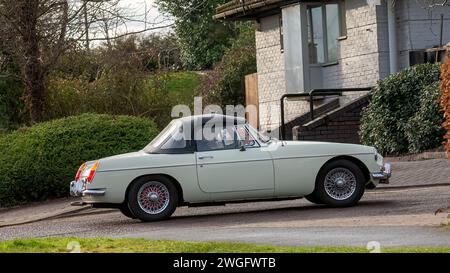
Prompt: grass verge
<box><xmin>161</xmin><ymin>71</ymin><xmax>202</xmax><ymax>105</ymax></box>
<box><xmin>0</xmin><ymin>238</ymin><xmax>449</xmax><ymax>253</ymax></box>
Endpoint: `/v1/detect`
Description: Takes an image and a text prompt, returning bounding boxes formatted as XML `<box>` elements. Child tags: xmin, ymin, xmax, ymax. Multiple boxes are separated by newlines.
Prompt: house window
<box><xmin>279</xmin><ymin>15</ymin><xmax>284</xmax><ymax>52</ymax></box>
<box><xmin>307</xmin><ymin>1</ymin><xmax>346</xmax><ymax>64</ymax></box>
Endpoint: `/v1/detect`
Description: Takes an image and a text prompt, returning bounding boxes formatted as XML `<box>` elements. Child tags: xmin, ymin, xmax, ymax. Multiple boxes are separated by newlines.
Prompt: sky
<box><xmin>116</xmin><ymin>0</ymin><xmax>173</xmax><ymax>34</ymax></box>
<box><xmin>88</xmin><ymin>0</ymin><xmax>174</xmax><ymax>44</ymax></box>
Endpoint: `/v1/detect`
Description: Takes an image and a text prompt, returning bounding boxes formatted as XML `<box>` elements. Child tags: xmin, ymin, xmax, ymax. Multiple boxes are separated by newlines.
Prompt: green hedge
<box><xmin>0</xmin><ymin>77</ymin><xmax>26</xmax><ymax>130</ymax></box>
<box><xmin>360</xmin><ymin>63</ymin><xmax>444</xmax><ymax>155</ymax></box>
<box><xmin>0</xmin><ymin>114</ymin><xmax>159</xmax><ymax>207</ymax></box>
<box><xmin>404</xmin><ymin>81</ymin><xmax>446</xmax><ymax>153</ymax></box>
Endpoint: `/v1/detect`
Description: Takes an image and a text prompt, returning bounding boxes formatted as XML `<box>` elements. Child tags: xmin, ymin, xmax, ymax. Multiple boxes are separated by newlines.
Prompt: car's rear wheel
<box><xmin>313</xmin><ymin>159</ymin><xmax>365</xmax><ymax>207</ymax></box>
<box><xmin>127</xmin><ymin>176</ymin><xmax>178</xmax><ymax>222</ymax></box>
<box><xmin>304</xmin><ymin>194</ymin><xmax>324</xmax><ymax>205</ymax></box>
<box><xmin>119</xmin><ymin>203</ymin><xmax>136</xmax><ymax>219</ymax></box>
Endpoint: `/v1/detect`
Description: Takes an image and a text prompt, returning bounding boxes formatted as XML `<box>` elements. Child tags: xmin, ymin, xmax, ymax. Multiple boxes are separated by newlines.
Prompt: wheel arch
<box><xmin>124</xmin><ymin>173</ymin><xmax>185</xmax><ymax>206</ymax></box>
<box><xmin>318</xmin><ymin>155</ymin><xmax>371</xmax><ymax>185</ymax></box>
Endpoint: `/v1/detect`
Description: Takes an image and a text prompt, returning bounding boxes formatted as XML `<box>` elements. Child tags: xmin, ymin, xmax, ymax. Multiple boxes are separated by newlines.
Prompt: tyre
<box><xmin>304</xmin><ymin>194</ymin><xmax>324</xmax><ymax>205</ymax></box>
<box><xmin>119</xmin><ymin>203</ymin><xmax>136</xmax><ymax>219</ymax></box>
<box><xmin>314</xmin><ymin>159</ymin><xmax>365</xmax><ymax>207</ymax></box>
<box><xmin>127</xmin><ymin>176</ymin><xmax>178</xmax><ymax>222</ymax></box>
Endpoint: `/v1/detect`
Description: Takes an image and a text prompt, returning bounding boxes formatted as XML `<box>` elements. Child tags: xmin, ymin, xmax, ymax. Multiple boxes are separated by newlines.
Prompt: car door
<box><xmin>195</xmin><ymin>124</ymin><xmax>274</xmax><ymax>200</ymax></box>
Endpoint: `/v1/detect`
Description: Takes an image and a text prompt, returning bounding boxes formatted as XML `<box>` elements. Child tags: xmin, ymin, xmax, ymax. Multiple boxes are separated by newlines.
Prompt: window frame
<box><xmin>235</xmin><ymin>124</ymin><xmax>261</xmax><ymax>149</ymax></box>
<box><xmin>194</xmin><ymin>124</ymin><xmax>262</xmax><ymax>153</ymax></box>
<box><xmin>307</xmin><ymin>0</ymin><xmax>346</xmax><ymax>65</ymax></box>
<box><xmin>279</xmin><ymin>14</ymin><xmax>284</xmax><ymax>53</ymax></box>
<box><xmin>195</xmin><ymin>125</ymin><xmax>239</xmax><ymax>153</ymax></box>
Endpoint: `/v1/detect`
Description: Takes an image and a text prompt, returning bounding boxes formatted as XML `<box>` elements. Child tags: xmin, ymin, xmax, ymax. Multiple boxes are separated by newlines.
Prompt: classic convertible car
<box><xmin>70</xmin><ymin>114</ymin><xmax>391</xmax><ymax>222</ymax></box>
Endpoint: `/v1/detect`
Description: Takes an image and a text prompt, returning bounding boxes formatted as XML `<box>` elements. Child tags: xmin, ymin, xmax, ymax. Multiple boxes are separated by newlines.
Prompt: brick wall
<box><xmin>284</xmin><ymin>98</ymin><xmax>340</xmax><ymax>140</ymax></box>
<box><xmin>376</xmin><ymin>0</ymin><xmax>450</xmax><ymax>72</ymax></box>
<box><xmin>256</xmin><ymin>15</ymin><xmax>286</xmax><ymax>133</ymax></box>
<box><xmin>254</xmin><ymin>0</ymin><xmax>450</xmax><ymax>138</ymax></box>
<box><xmin>322</xmin><ymin>0</ymin><xmax>382</xmax><ymax>88</ymax></box>
<box><xmin>255</xmin><ymin>1</ymin><xmax>380</xmax><ymax>135</ymax></box>
<box><xmin>395</xmin><ymin>0</ymin><xmax>450</xmax><ymax>69</ymax></box>
<box><xmin>293</xmin><ymin>95</ymin><xmax>370</xmax><ymax>144</ymax></box>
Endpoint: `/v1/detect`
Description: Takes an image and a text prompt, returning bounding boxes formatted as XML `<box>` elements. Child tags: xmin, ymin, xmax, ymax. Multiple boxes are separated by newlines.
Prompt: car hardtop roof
<box><xmin>177</xmin><ymin>114</ymin><xmax>246</xmax><ymax>126</ymax></box>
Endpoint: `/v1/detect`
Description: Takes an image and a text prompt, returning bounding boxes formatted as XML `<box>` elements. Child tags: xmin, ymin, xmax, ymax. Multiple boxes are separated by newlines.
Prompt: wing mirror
<box><xmin>239</xmin><ymin>141</ymin><xmax>247</xmax><ymax>152</ymax></box>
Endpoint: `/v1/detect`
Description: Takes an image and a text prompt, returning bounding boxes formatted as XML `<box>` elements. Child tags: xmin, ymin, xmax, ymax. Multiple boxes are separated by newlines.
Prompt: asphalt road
<box><xmin>1</xmin><ymin>186</ymin><xmax>449</xmax><ymax>248</ymax></box>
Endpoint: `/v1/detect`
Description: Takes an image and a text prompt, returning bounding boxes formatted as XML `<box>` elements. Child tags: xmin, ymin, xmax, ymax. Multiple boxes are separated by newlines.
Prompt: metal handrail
<box><xmin>280</xmin><ymin>87</ymin><xmax>373</xmax><ymax>140</ymax></box>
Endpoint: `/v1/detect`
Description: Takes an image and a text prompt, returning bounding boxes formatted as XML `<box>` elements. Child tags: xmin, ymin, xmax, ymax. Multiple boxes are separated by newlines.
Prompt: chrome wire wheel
<box><xmin>137</xmin><ymin>181</ymin><xmax>170</xmax><ymax>215</ymax></box>
<box><xmin>324</xmin><ymin>168</ymin><xmax>357</xmax><ymax>201</ymax></box>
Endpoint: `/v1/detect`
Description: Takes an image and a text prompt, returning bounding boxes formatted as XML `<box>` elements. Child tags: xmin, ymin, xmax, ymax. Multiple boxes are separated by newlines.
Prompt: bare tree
<box><xmin>74</xmin><ymin>0</ymin><xmax>174</xmax><ymax>49</ymax></box>
<box><xmin>0</xmin><ymin>0</ymin><xmax>173</xmax><ymax>123</ymax></box>
<box><xmin>0</xmin><ymin>0</ymin><xmax>71</xmax><ymax>123</ymax></box>
<box><xmin>415</xmin><ymin>0</ymin><xmax>450</xmax><ymax>8</ymax></box>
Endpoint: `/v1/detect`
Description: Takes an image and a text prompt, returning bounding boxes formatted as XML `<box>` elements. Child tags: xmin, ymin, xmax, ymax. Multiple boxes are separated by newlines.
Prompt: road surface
<box><xmin>0</xmin><ymin>186</ymin><xmax>449</xmax><ymax>248</ymax></box>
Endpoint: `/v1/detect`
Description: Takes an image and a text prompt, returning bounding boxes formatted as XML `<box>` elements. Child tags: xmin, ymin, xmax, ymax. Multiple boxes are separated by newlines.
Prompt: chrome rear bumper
<box><xmin>83</xmin><ymin>189</ymin><xmax>106</xmax><ymax>196</ymax></box>
<box><xmin>70</xmin><ymin>180</ymin><xmax>106</xmax><ymax>197</ymax></box>
<box><xmin>371</xmin><ymin>163</ymin><xmax>392</xmax><ymax>184</ymax></box>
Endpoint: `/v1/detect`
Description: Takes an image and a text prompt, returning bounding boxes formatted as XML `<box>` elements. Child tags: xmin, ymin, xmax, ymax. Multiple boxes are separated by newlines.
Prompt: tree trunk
<box><xmin>24</xmin><ymin>68</ymin><xmax>46</xmax><ymax>124</ymax></box>
<box><xmin>19</xmin><ymin>0</ymin><xmax>46</xmax><ymax>123</ymax></box>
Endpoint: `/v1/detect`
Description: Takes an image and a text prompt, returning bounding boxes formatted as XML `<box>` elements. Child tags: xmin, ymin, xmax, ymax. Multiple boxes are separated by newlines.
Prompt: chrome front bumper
<box><xmin>70</xmin><ymin>180</ymin><xmax>106</xmax><ymax>197</ymax></box>
<box><xmin>371</xmin><ymin>163</ymin><xmax>392</xmax><ymax>184</ymax></box>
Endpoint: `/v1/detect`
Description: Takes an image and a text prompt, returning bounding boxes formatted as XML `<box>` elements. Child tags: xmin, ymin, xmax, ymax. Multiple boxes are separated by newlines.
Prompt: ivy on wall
<box><xmin>441</xmin><ymin>57</ymin><xmax>450</xmax><ymax>156</ymax></box>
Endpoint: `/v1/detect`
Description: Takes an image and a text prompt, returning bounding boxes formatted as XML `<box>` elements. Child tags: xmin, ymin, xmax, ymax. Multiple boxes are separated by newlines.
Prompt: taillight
<box><xmin>87</xmin><ymin>161</ymin><xmax>99</xmax><ymax>183</ymax></box>
<box><xmin>75</xmin><ymin>163</ymin><xmax>86</xmax><ymax>181</ymax></box>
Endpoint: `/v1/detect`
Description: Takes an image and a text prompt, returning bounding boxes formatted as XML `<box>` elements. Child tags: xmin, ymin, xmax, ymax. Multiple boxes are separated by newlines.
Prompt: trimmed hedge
<box><xmin>0</xmin><ymin>114</ymin><xmax>159</xmax><ymax>207</ymax></box>
<box><xmin>360</xmin><ymin>63</ymin><xmax>444</xmax><ymax>155</ymax></box>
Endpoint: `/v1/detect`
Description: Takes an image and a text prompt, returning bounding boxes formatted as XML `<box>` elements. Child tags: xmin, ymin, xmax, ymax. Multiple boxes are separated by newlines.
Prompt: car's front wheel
<box><xmin>127</xmin><ymin>176</ymin><xmax>178</xmax><ymax>222</ymax></box>
<box><xmin>311</xmin><ymin>159</ymin><xmax>365</xmax><ymax>207</ymax></box>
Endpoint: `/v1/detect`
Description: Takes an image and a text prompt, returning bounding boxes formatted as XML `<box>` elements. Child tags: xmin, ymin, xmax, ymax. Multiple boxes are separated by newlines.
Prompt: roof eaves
<box><xmin>214</xmin><ymin>0</ymin><xmax>285</xmax><ymax>20</ymax></box>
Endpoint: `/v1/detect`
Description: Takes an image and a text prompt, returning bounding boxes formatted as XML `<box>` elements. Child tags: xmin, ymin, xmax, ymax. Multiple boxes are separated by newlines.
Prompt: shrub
<box><xmin>405</xmin><ymin>82</ymin><xmax>445</xmax><ymax>153</ymax></box>
<box><xmin>44</xmin><ymin>68</ymin><xmax>175</xmax><ymax>130</ymax></box>
<box><xmin>360</xmin><ymin>63</ymin><xmax>442</xmax><ymax>155</ymax></box>
<box><xmin>0</xmin><ymin>78</ymin><xmax>26</xmax><ymax>130</ymax></box>
<box><xmin>0</xmin><ymin>114</ymin><xmax>159</xmax><ymax>207</ymax></box>
<box><xmin>199</xmin><ymin>25</ymin><xmax>256</xmax><ymax>107</ymax></box>
<box><xmin>45</xmin><ymin>41</ymin><xmax>184</xmax><ymax>130</ymax></box>
<box><xmin>0</xmin><ymin>51</ymin><xmax>28</xmax><ymax>130</ymax></box>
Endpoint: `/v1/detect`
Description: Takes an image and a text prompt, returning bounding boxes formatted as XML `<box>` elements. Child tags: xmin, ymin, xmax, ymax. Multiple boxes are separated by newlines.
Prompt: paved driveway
<box><xmin>383</xmin><ymin>158</ymin><xmax>449</xmax><ymax>188</ymax></box>
<box><xmin>1</xmin><ymin>186</ymin><xmax>449</xmax><ymax>248</ymax></box>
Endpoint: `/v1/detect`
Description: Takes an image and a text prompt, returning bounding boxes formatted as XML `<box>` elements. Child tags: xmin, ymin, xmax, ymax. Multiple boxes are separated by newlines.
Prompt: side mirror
<box><xmin>240</xmin><ymin>144</ymin><xmax>247</xmax><ymax>152</ymax></box>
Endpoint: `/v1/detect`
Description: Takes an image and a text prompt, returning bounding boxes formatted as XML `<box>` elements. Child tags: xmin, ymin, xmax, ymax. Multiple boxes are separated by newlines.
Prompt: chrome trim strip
<box><xmin>97</xmin><ymin>163</ymin><xmax>196</xmax><ymax>173</ymax></box>
<box><xmin>82</xmin><ymin>189</ymin><xmax>106</xmax><ymax>197</ymax></box>
<box><xmin>198</xmin><ymin>158</ymin><xmax>272</xmax><ymax>166</ymax></box>
<box><xmin>272</xmin><ymin>153</ymin><xmax>374</xmax><ymax>161</ymax></box>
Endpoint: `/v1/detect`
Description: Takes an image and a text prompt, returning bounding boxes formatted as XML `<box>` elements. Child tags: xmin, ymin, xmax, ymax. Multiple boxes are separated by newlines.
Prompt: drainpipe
<box><xmin>387</xmin><ymin>0</ymin><xmax>398</xmax><ymax>74</ymax></box>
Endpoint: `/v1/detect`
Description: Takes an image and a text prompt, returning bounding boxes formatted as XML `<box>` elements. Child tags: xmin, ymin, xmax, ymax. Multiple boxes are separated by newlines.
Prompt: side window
<box><xmin>196</xmin><ymin>126</ymin><xmax>239</xmax><ymax>152</ymax></box>
<box><xmin>236</xmin><ymin>125</ymin><xmax>259</xmax><ymax>148</ymax></box>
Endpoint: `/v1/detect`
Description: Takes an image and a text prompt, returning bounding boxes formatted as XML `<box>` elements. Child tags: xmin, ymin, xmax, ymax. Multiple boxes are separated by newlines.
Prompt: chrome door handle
<box><xmin>198</xmin><ymin>155</ymin><xmax>214</xmax><ymax>160</ymax></box>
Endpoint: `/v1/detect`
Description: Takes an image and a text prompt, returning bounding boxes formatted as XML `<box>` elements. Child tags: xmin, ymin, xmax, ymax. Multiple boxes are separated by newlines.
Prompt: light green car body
<box><xmin>81</xmin><ymin>139</ymin><xmax>385</xmax><ymax>206</ymax></box>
